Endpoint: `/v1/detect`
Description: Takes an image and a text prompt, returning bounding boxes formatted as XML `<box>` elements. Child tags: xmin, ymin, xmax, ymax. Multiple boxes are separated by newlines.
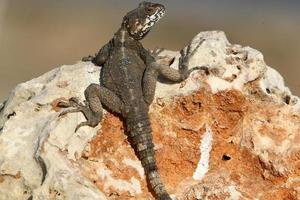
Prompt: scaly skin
<box><xmin>59</xmin><ymin>2</ymin><xmax>200</xmax><ymax>199</ymax></box>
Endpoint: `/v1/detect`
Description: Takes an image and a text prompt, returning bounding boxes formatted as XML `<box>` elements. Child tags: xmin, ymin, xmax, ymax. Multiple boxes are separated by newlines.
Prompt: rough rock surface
<box><xmin>1</xmin><ymin>31</ymin><xmax>300</xmax><ymax>200</ymax></box>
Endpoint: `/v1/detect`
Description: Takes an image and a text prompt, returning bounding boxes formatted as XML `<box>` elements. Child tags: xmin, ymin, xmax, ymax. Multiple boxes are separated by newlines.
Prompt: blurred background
<box><xmin>0</xmin><ymin>0</ymin><xmax>299</xmax><ymax>101</ymax></box>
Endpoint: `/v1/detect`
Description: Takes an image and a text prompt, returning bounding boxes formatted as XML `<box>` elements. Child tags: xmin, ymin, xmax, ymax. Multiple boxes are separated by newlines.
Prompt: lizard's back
<box><xmin>101</xmin><ymin>36</ymin><xmax>148</xmax><ymax>114</ymax></box>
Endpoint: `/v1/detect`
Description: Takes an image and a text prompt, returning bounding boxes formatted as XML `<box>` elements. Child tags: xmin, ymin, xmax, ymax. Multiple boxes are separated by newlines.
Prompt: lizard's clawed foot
<box><xmin>150</xmin><ymin>48</ymin><xmax>176</xmax><ymax>67</ymax></box>
<box><xmin>179</xmin><ymin>40</ymin><xmax>205</xmax><ymax>80</ymax></box>
<box><xmin>150</xmin><ymin>48</ymin><xmax>166</xmax><ymax>60</ymax></box>
<box><xmin>150</xmin><ymin>47</ymin><xmax>164</xmax><ymax>55</ymax></box>
<box><xmin>58</xmin><ymin>97</ymin><xmax>102</xmax><ymax>132</ymax></box>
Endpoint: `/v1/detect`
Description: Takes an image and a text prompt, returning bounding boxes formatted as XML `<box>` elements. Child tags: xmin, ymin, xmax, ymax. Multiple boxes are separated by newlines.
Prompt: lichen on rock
<box><xmin>0</xmin><ymin>31</ymin><xmax>300</xmax><ymax>200</ymax></box>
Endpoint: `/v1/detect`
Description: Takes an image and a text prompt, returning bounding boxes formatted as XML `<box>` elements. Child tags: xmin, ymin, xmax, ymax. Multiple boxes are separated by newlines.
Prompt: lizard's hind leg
<box><xmin>58</xmin><ymin>83</ymin><xmax>124</xmax><ymax>132</ymax></box>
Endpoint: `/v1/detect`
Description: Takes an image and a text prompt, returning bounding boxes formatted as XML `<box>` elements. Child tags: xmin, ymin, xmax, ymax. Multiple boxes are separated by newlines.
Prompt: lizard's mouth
<box><xmin>141</xmin><ymin>8</ymin><xmax>165</xmax><ymax>33</ymax></box>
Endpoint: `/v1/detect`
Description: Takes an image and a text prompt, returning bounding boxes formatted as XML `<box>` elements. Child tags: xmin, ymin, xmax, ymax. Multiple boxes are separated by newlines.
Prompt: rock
<box><xmin>0</xmin><ymin>31</ymin><xmax>299</xmax><ymax>200</ymax></box>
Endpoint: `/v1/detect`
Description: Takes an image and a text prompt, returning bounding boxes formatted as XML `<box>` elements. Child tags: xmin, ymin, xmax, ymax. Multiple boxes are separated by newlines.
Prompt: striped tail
<box><xmin>127</xmin><ymin>116</ymin><xmax>171</xmax><ymax>200</ymax></box>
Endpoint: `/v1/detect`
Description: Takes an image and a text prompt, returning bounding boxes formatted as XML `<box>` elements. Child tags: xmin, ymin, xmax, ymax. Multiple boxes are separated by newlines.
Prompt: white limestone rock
<box><xmin>0</xmin><ymin>64</ymin><xmax>106</xmax><ymax>200</ymax></box>
<box><xmin>156</xmin><ymin>31</ymin><xmax>299</xmax><ymax>109</ymax></box>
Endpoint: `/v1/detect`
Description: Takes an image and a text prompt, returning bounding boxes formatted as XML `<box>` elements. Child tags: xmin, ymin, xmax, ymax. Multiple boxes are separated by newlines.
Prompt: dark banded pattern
<box><xmin>126</xmin><ymin>114</ymin><xmax>170</xmax><ymax>199</ymax></box>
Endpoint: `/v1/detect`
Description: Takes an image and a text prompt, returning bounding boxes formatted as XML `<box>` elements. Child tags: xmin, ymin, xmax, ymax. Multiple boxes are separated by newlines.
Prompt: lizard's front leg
<box><xmin>58</xmin><ymin>83</ymin><xmax>125</xmax><ymax>132</ymax></box>
<box><xmin>82</xmin><ymin>41</ymin><xmax>112</xmax><ymax>66</ymax></box>
<box><xmin>142</xmin><ymin>42</ymin><xmax>204</xmax><ymax>105</ymax></box>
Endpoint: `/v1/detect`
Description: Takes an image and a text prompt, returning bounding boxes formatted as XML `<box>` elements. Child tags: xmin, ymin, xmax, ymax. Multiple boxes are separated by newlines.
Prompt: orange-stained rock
<box><xmin>77</xmin><ymin>89</ymin><xmax>300</xmax><ymax>200</ymax></box>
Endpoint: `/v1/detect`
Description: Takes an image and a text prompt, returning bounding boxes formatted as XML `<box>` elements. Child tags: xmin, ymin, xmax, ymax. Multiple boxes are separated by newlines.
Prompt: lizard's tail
<box><xmin>127</xmin><ymin>117</ymin><xmax>172</xmax><ymax>200</ymax></box>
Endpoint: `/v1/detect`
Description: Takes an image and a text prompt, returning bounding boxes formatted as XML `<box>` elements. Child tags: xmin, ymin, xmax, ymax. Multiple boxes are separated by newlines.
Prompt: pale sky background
<box><xmin>0</xmin><ymin>0</ymin><xmax>300</xmax><ymax>101</ymax></box>
<box><xmin>0</xmin><ymin>0</ymin><xmax>7</xmax><ymax>36</ymax></box>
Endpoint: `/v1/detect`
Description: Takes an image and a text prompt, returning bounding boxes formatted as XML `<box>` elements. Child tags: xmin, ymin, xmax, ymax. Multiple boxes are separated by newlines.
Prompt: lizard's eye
<box><xmin>146</xmin><ymin>7</ymin><xmax>154</xmax><ymax>14</ymax></box>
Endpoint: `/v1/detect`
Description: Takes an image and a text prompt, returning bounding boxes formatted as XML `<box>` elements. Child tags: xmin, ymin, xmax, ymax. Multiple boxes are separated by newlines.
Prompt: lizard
<box><xmin>58</xmin><ymin>1</ymin><xmax>201</xmax><ymax>199</ymax></box>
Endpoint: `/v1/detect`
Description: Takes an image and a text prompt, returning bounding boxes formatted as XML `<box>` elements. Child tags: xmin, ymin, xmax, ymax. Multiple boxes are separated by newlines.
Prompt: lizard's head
<box><xmin>122</xmin><ymin>1</ymin><xmax>165</xmax><ymax>40</ymax></box>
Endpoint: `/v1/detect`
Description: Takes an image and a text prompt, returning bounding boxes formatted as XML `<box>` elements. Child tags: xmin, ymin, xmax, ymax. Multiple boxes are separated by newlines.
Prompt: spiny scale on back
<box><xmin>59</xmin><ymin>1</ymin><xmax>201</xmax><ymax>200</ymax></box>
